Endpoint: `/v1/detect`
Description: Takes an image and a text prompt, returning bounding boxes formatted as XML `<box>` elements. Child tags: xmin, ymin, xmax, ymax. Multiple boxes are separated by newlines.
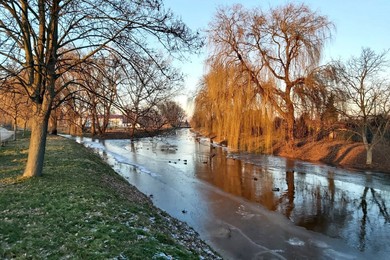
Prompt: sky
<box><xmin>163</xmin><ymin>0</ymin><xmax>390</xmax><ymax>112</ymax></box>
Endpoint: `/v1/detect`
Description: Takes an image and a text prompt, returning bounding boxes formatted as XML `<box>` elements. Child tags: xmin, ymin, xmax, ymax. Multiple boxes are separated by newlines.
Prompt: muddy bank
<box><xmin>193</xmin><ymin>128</ymin><xmax>390</xmax><ymax>174</ymax></box>
<box><xmin>276</xmin><ymin>140</ymin><xmax>390</xmax><ymax>174</ymax></box>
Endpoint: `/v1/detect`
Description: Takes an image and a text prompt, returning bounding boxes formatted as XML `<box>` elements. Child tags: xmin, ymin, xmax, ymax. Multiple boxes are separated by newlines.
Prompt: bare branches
<box><xmin>332</xmin><ymin>48</ymin><xmax>390</xmax><ymax>165</ymax></box>
<box><xmin>158</xmin><ymin>100</ymin><xmax>186</xmax><ymax>128</ymax></box>
<box><xmin>333</xmin><ymin>48</ymin><xmax>389</xmax><ymax>118</ymax></box>
<box><xmin>0</xmin><ymin>0</ymin><xmax>203</xmax><ymax>177</ymax></box>
<box><xmin>0</xmin><ymin>0</ymin><xmax>202</xmax><ymax>106</ymax></box>
<box><xmin>116</xmin><ymin>53</ymin><xmax>183</xmax><ymax>138</ymax></box>
<box><xmin>205</xmin><ymin>3</ymin><xmax>333</xmax><ymax>144</ymax></box>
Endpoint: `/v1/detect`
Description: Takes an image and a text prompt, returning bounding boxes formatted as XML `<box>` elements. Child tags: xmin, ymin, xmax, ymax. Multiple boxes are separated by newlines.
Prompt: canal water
<box><xmin>70</xmin><ymin>129</ymin><xmax>390</xmax><ymax>259</ymax></box>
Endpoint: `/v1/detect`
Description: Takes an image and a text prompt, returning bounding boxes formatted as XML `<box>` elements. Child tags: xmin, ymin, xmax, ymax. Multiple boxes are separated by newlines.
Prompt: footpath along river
<box><xmin>0</xmin><ymin>127</ymin><xmax>13</xmax><ymax>142</ymax></box>
<box><xmin>70</xmin><ymin>129</ymin><xmax>390</xmax><ymax>259</ymax></box>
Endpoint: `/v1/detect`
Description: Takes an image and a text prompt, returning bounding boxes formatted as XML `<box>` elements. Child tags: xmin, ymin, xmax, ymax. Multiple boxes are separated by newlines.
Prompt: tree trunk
<box><xmin>284</xmin><ymin>87</ymin><xmax>295</xmax><ymax>146</ymax></box>
<box><xmin>49</xmin><ymin>111</ymin><xmax>58</xmax><ymax>135</ymax></box>
<box><xmin>130</xmin><ymin>122</ymin><xmax>136</xmax><ymax>140</ymax></box>
<box><xmin>130</xmin><ymin>114</ymin><xmax>139</xmax><ymax>140</ymax></box>
<box><xmin>285</xmin><ymin>111</ymin><xmax>295</xmax><ymax>147</ymax></box>
<box><xmin>366</xmin><ymin>146</ymin><xmax>373</xmax><ymax>166</ymax></box>
<box><xmin>23</xmin><ymin>111</ymin><xmax>50</xmax><ymax>178</ymax></box>
<box><xmin>91</xmin><ymin>113</ymin><xmax>96</xmax><ymax>136</ymax></box>
<box><xmin>362</xmin><ymin>127</ymin><xmax>372</xmax><ymax>166</ymax></box>
<box><xmin>23</xmin><ymin>120</ymin><xmax>27</xmax><ymax>137</ymax></box>
<box><xmin>13</xmin><ymin>117</ymin><xmax>17</xmax><ymax>141</ymax></box>
<box><xmin>101</xmin><ymin>106</ymin><xmax>111</xmax><ymax>134</ymax></box>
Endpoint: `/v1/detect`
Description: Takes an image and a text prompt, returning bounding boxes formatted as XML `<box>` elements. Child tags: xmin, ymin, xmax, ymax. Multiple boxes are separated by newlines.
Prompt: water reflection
<box><xmin>69</xmin><ymin>129</ymin><xmax>390</xmax><ymax>257</ymax></box>
<box><xmin>192</xmin><ymin>135</ymin><xmax>390</xmax><ymax>254</ymax></box>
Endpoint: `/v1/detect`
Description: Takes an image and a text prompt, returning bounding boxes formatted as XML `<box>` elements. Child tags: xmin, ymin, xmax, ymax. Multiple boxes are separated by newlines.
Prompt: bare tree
<box><xmin>0</xmin><ymin>0</ymin><xmax>202</xmax><ymax>177</ymax></box>
<box><xmin>138</xmin><ymin>107</ymin><xmax>166</xmax><ymax>132</ymax></box>
<box><xmin>333</xmin><ymin>48</ymin><xmax>390</xmax><ymax>165</ymax></box>
<box><xmin>158</xmin><ymin>100</ymin><xmax>186</xmax><ymax>128</ymax></box>
<box><xmin>207</xmin><ymin>3</ymin><xmax>333</xmax><ymax>145</ymax></box>
<box><xmin>75</xmin><ymin>55</ymin><xmax>123</xmax><ymax>135</ymax></box>
<box><xmin>118</xmin><ymin>54</ymin><xmax>183</xmax><ymax>138</ymax></box>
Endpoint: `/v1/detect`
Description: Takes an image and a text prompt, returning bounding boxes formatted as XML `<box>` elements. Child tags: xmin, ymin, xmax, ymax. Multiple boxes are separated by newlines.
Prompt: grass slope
<box><xmin>0</xmin><ymin>134</ymin><xmax>220</xmax><ymax>259</ymax></box>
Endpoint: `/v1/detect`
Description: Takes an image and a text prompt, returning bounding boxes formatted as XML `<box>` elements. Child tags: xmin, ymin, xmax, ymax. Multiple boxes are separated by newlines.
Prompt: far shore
<box><xmin>275</xmin><ymin>139</ymin><xmax>390</xmax><ymax>174</ymax></box>
<box><xmin>190</xmin><ymin>128</ymin><xmax>390</xmax><ymax>174</ymax></box>
<box><xmin>60</xmin><ymin>127</ymin><xmax>390</xmax><ymax>174</ymax></box>
<box><xmin>69</xmin><ymin>128</ymin><xmax>179</xmax><ymax>140</ymax></box>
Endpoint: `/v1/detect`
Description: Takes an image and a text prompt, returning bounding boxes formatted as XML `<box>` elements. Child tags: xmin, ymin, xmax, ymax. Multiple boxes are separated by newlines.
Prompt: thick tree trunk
<box><xmin>285</xmin><ymin>88</ymin><xmax>295</xmax><ymax>146</ymax></box>
<box><xmin>286</xmin><ymin>117</ymin><xmax>294</xmax><ymax>144</ymax></box>
<box><xmin>17</xmin><ymin>0</ymin><xmax>57</xmax><ymax>177</ymax></box>
<box><xmin>285</xmin><ymin>110</ymin><xmax>295</xmax><ymax>147</ymax></box>
<box><xmin>23</xmin><ymin>112</ymin><xmax>50</xmax><ymax>178</ymax></box>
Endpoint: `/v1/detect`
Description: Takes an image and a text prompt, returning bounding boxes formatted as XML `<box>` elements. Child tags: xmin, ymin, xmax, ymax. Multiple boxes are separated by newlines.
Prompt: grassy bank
<box><xmin>0</xmin><ymin>134</ymin><xmax>220</xmax><ymax>259</ymax></box>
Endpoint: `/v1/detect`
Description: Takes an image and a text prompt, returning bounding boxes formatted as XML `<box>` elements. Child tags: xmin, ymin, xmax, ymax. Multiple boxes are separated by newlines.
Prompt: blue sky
<box><xmin>164</xmin><ymin>0</ymin><xmax>390</xmax><ymax>108</ymax></box>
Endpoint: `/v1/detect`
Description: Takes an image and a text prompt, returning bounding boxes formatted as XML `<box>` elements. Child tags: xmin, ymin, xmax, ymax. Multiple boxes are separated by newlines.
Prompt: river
<box><xmin>69</xmin><ymin>129</ymin><xmax>390</xmax><ymax>259</ymax></box>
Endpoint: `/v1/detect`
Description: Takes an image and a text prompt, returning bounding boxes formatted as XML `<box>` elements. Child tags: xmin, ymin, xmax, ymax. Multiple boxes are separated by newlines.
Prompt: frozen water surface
<box><xmin>68</xmin><ymin>129</ymin><xmax>390</xmax><ymax>259</ymax></box>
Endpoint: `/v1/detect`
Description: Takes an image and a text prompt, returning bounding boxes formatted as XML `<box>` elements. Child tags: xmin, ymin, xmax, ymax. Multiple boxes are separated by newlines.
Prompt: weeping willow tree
<box><xmin>193</xmin><ymin>3</ymin><xmax>333</xmax><ymax>152</ymax></box>
<box><xmin>192</xmin><ymin>60</ymin><xmax>276</xmax><ymax>152</ymax></box>
<box><xmin>199</xmin><ymin>3</ymin><xmax>333</xmax><ymax>147</ymax></box>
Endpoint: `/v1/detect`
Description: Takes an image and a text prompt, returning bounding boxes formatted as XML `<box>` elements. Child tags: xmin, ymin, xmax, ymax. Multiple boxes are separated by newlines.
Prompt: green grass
<box><xmin>0</xmin><ymin>133</ymin><xmax>219</xmax><ymax>259</ymax></box>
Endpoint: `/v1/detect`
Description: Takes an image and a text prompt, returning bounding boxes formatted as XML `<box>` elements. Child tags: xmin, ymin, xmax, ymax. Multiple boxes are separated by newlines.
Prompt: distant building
<box><xmin>106</xmin><ymin>114</ymin><xmax>124</xmax><ymax>128</ymax></box>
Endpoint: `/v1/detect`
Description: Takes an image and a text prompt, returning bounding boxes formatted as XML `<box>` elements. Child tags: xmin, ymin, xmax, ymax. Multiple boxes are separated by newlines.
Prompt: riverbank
<box><xmin>275</xmin><ymin>139</ymin><xmax>390</xmax><ymax>174</ymax></box>
<box><xmin>81</xmin><ymin>128</ymin><xmax>180</xmax><ymax>140</ymax></box>
<box><xmin>0</xmin><ymin>134</ymin><xmax>220</xmax><ymax>259</ymax></box>
<box><xmin>192</xmin><ymin>128</ymin><xmax>390</xmax><ymax>174</ymax></box>
<box><xmin>73</xmin><ymin>128</ymin><xmax>389</xmax><ymax>259</ymax></box>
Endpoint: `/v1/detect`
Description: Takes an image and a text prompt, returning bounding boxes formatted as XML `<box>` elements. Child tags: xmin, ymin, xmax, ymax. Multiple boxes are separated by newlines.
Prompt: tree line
<box><xmin>0</xmin><ymin>53</ymin><xmax>186</xmax><ymax>137</ymax></box>
<box><xmin>191</xmin><ymin>3</ymin><xmax>390</xmax><ymax>165</ymax></box>
<box><xmin>0</xmin><ymin>0</ymin><xmax>202</xmax><ymax>177</ymax></box>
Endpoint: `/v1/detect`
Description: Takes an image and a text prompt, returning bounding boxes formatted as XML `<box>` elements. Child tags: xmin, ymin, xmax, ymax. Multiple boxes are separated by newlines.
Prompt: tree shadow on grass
<box><xmin>322</xmin><ymin>143</ymin><xmax>362</xmax><ymax>165</ymax></box>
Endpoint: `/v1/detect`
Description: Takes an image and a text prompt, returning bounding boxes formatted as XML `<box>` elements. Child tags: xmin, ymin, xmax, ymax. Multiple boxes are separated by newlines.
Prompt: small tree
<box><xmin>333</xmin><ymin>48</ymin><xmax>390</xmax><ymax>165</ymax></box>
